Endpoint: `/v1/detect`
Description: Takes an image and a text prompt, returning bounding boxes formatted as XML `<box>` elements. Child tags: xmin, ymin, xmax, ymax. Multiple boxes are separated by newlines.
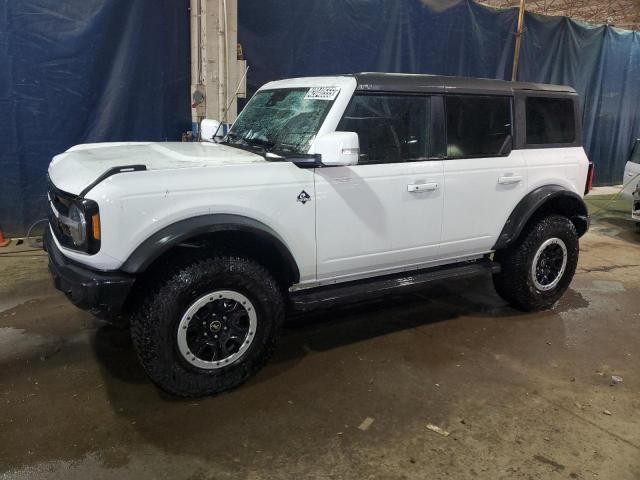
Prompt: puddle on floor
<box><xmin>556</xmin><ymin>288</ymin><xmax>590</xmax><ymax>312</ymax></box>
<box><xmin>589</xmin><ymin>280</ymin><xmax>626</xmax><ymax>292</ymax></box>
<box><xmin>0</xmin><ymin>327</ymin><xmax>48</xmax><ymax>362</ymax></box>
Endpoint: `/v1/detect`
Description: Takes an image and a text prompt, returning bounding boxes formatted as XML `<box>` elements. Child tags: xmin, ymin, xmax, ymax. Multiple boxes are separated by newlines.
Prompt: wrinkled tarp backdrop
<box><xmin>1</xmin><ymin>0</ymin><xmax>639</xmax><ymax>234</ymax></box>
<box><xmin>0</xmin><ymin>0</ymin><xmax>191</xmax><ymax>235</ymax></box>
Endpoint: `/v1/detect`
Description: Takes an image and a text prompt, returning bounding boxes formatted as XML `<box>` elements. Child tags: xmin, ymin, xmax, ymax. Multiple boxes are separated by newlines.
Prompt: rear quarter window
<box><xmin>526</xmin><ymin>97</ymin><xmax>576</xmax><ymax>145</ymax></box>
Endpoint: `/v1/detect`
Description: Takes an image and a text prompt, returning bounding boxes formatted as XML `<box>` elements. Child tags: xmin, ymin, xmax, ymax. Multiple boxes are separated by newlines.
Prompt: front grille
<box><xmin>47</xmin><ymin>178</ymin><xmax>79</xmax><ymax>250</ymax></box>
<box><xmin>49</xmin><ymin>184</ymin><xmax>72</xmax><ymax>217</ymax></box>
<box><xmin>47</xmin><ymin>177</ymin><xmax>101</xmax><ymax>254</ymax></box>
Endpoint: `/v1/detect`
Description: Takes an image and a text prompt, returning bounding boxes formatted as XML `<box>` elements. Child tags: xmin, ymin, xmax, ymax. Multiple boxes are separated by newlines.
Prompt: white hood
<box><xmin>48</xmin><ymin>142</ymin><xmax>265</xmax><ymax>195</ymax></box>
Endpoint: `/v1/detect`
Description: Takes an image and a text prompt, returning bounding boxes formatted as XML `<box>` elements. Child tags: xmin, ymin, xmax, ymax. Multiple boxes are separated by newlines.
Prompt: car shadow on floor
<box><xmin>85</xmin><ymin>275</ymin><xmax>589</xmax><ymax>466</ymax></box>
<box><xmin>90</xmin><ymin>274</ymin><xmax>527</xmax><ymax>398</ymax></box>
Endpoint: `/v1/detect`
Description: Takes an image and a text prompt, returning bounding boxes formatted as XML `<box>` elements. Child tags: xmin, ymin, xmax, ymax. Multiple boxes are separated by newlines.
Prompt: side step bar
<box><xmin>290</xmin><ymin>259</ymin><xmax>500</xmax><ymax>311</ymax></box>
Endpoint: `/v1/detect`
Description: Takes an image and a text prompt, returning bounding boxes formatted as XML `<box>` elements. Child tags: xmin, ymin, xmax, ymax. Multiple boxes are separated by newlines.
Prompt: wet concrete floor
<box><xmin>1</xmin><ymin>214</ymin><xmax>639</xmax><ymax>479</ymax></box>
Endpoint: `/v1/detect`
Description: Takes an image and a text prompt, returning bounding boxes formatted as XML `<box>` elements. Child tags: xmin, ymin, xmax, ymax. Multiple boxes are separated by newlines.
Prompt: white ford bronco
<box><xmin>46</xmin><ymin>73</ymin><xmax>593</xmax><ymax>396</ymax></box>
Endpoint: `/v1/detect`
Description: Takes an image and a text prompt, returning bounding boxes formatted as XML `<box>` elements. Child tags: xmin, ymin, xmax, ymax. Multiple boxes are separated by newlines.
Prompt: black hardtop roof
<box><xmin>352</xmin><ymin>72</ymin><xmax>576</xmax><ymax>96</ymax></box>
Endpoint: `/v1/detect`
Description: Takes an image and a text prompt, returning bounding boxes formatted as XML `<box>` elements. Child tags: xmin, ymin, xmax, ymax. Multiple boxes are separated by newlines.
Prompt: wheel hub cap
<box><xmin>531</xmin><ymin>238</ymin><xmax>568</xmax><ymax>291</ymax></box>
<box><xmin>177</xmin><ymin>290</ymin><xmax>257</xmax><ymax>370</ymax></box>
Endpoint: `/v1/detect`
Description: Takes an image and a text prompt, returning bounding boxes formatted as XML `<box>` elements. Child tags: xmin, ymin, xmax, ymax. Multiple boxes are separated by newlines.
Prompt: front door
<box><xmin>314</xmin><ymin>93</ymin><xmax>444</xmax><ymax>282</ymax></box>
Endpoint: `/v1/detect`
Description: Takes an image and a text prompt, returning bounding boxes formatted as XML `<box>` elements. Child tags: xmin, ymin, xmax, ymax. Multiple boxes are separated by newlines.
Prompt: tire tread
<box><xmin>130</xmin><ymin>254</ymin><xmax>284</xmax><ymax>397</ymax></box>
<box><xmin>493</xmin><ymin>215</ymin><xmax>578</xmax><ymax>311</ymax></box>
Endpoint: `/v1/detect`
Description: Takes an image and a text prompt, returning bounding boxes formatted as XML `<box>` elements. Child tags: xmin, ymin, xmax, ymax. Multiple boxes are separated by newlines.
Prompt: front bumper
<box><xmin>44</xmin><ymin>229</ymin><xmax>135</xmax><ymax>318</ymax></box>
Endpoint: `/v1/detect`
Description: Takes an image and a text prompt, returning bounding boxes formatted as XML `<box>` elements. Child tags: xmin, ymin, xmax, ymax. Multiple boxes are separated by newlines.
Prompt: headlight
<box><xmin>48</xmin><ymin>181</ymin><xmax>101</xmax><ymax>254</ymax></box>
<box><xmin>68</xmin><ymin>203</ymin><xmax>87</xmax><ymax>246</ymax></box>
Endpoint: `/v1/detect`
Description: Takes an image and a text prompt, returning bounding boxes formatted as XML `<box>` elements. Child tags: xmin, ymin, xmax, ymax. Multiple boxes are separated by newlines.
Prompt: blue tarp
<box><xmin>2</xmin><ymin>0</ymin><xmax>639</xmax><ymax>235</ymax></box>
<box><xmin>519</xmin><ymin>14</ymin><xmax>640</xmax><ymax>187</ymax></box>
<box><xmin>0</xmin><ymin>0</ymin><xmax>190</xmax><ymax>235</ymax></box>
<box><xmin>239</xmin><ymin>0</ymin><xmax>640</xmax><ymax>185</ymax></box>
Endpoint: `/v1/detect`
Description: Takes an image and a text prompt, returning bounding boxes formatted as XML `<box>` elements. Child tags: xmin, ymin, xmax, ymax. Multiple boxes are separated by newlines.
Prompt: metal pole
<box><xmin>511</xmin><ymin>0</ymin><xmax>526</xmax><ymax>81</ymax></box>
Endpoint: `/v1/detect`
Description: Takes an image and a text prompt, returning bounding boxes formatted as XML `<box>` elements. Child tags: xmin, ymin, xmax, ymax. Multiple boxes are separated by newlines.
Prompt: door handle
<box><xmin>408</xmin><ymin>182</ymin><xmax>439</xmax><ymax>193</ymax></box>
<box><xmin>498</xmin><ymin>175</ymin><xmax>523</xmax><ymax>185</ymax></box>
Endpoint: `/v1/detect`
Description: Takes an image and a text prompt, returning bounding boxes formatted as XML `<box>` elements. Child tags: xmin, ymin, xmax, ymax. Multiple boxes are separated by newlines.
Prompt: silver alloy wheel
<box><xmin>531</xmin><ymin>237</ymin><xmax>568</xmax><ymax>291</ymax></box>
<box><xmin>176</xmin><ymin>290</ymin><xmax>257</xmax><ymax>370</ymax></box>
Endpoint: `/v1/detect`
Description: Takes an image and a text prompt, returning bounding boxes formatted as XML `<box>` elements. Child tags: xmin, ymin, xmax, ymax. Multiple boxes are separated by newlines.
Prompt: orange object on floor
<box><xmin>0</xmin><ymin>227</ymin><xmax>11</xmax><ymax>247</ymax></box>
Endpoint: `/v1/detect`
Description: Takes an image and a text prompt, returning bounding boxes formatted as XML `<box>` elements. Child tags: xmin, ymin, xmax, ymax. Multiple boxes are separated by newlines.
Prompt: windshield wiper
<box><xmin>223</xmin><ymin>133</ymin><xmax>276</xmax><ymax>154</ymax></box>
<box><xmin>221</xmin><ymin>132</ymin><xmax>242</xmax><ymax>145</ymax></box>
<box><xmin>221</xmin><ymin>134</ymin><xmax>262</xmax><ymax>154</ymax></box>
<box><xmin>243</xmin><ymin>137</ymin><xmax>276</xmax><ymax>152</ymax></box>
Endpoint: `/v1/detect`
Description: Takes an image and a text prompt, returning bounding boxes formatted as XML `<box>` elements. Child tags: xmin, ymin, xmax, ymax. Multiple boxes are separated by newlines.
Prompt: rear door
<box><xmin>440</xmin><ymin>94</ymin><xmax>526</xmax><ymax>258</ymax></box>
<box><xmin>623</xmin><ymin>139</ymin><xmax>640</xmax><ymax>200</ymax></box>
<box><xmin>314</xmin><ymin>93</ymin><xmax>444</xmax><ymax>282</ymax></box>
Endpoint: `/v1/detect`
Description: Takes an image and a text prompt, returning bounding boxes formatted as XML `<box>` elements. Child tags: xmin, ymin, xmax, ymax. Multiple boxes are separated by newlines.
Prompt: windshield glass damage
<box><xmin>224</xmin><ymin>87</ymin><xmax>338</xmax><ymax>156</ymax></box>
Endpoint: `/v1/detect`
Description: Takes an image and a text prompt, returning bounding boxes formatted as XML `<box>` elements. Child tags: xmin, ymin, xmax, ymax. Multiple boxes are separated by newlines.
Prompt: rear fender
<box><xmin>493</xmin><ymin>185</ymin><xmax>589</xmax><ymax>250</ymax></box>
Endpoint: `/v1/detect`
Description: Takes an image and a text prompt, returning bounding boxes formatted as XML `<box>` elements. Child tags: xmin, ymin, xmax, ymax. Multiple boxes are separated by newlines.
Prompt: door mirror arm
<box><xmin>290</xmin><ymin>154</ymin><xmax>324</xmax><ymax>168</ymax></box>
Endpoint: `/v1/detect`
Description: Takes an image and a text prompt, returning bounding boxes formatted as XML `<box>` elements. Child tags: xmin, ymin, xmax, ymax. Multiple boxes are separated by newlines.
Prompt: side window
<box><xmin>445</xmin><ymin>95</ymin><xmax>512</xmax><ymax>158</ymax></box>
<box><xmin>526</xmin><ymin>96</ymin><xmax>576</xmax><ymax>145</ymax></box>
<box><xmin>337</xmin><ymin>95</ymin><xmax>430</xmax><ymax>165</ymax></box>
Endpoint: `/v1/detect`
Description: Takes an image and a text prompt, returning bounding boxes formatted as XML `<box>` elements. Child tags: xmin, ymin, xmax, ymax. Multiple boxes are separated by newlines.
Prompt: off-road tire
<box><xmin>493</xmin><ymin>215</ymin><xmax>579</xmax><ymax>311</ymax></box>
<box><xmin>130</xmin><ymin>254</ymin><xmax>284</xmax><ymax>397</ymax></box>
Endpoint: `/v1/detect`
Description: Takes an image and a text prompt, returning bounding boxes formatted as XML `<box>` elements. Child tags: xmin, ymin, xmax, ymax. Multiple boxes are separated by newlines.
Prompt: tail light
<box><xmin>585</xmin><ymin>162</ymin><xmax>594</xmax><ymax>195</ymax></box>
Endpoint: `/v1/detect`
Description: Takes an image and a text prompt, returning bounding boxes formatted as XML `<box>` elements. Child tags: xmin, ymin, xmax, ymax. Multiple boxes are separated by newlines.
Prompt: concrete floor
<box><xmin>1</xmin><ymin>207</ymin><xmax>639</xmax><ymax>479</ymax></box>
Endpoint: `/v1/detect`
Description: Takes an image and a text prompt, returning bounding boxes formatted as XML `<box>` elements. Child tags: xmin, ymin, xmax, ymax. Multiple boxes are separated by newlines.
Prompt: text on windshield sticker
<box><xmin>304</xmin><ymin>87</ymin><xmax>340</xmax><ymax>101</ymax></box>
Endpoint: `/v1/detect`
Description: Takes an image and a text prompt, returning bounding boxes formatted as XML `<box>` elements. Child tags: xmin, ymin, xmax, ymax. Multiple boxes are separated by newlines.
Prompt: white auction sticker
<box><xmin>304</xmin><ymin>87</ymin><xmax>340</xmax><ymax>101</ymax></box>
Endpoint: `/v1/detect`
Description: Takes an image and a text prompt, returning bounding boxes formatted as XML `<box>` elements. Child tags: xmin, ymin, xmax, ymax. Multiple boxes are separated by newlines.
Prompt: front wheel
<box><xmin>493</xmin><ymin>215</ymin><xmax>579</xmax><ymax>311</ymax></box>
<box><xmin>130</xmin><ymin>255</ymin><xmax>284</xmax><ymax>397</ymax></box>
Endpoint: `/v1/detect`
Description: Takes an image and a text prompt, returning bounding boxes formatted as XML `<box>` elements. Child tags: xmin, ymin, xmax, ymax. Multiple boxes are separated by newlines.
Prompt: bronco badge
<box><xmin>297</xmin><ymin>190</ymin><xmax>311</xmax><ymax>204</ymax></box>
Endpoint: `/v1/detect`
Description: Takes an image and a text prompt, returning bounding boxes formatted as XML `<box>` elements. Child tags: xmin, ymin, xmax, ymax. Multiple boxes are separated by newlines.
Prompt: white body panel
<box><xmin>50</xmin><ymin>142</ymin><xmax>266</xmax><ymax>195</ymax></box>
<box><xmin>622</xmin><ymin>160</ymin><xmax>640</xmax><ymax>200</ymax></box>
<box><xmin>440</xmin><ymin>151</ymin><xmax>527</xmax><ymax>257</ymax></box>
<box><xmin>47</xmin><ymin>74</ymin><xmax>590</xmax><ymax>290</ymax></box>
<box><xmin>523</xmin><ymin>147</ymin><xmax>588</xmax><ymax>196</ymax></box>
<box><xmin>314</xmin><ymin>160</ymin><xmax>444</xmax><ymax>281</ymax></box>
<box><xmin>49</xmin><ymin>143</ymin><xmax>317</xmax><ymax>279</ymax></box>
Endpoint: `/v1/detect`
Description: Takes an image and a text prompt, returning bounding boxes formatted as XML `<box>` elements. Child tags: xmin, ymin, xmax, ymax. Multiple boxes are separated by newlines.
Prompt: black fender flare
<box><xmin>120</xmin><ymin>214</ymin><xmax>300</xmax><ymax>282</ymax></box>
<box><xmin>493</xmin><ymin>185</ymin><xmax>589</xmax><ymax>250</ymax></box>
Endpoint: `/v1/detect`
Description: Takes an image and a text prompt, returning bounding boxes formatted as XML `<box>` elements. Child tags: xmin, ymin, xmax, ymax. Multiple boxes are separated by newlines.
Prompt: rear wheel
<box><xmin>493</xmin><ymin>215</ymin><xmax>579</xmax><ymax>311</ymax></box>
<box><xmin>130</xmin><ymin>254</ymin><xmax>284</xmax><ymax>397</ymax></box>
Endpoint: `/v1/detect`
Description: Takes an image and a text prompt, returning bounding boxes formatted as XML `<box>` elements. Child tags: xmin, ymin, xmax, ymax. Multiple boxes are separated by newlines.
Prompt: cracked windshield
<box><xmin>224</xmin><ymin>87</ymin><xmax>338</xmax><ymax>155</ymax></box>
